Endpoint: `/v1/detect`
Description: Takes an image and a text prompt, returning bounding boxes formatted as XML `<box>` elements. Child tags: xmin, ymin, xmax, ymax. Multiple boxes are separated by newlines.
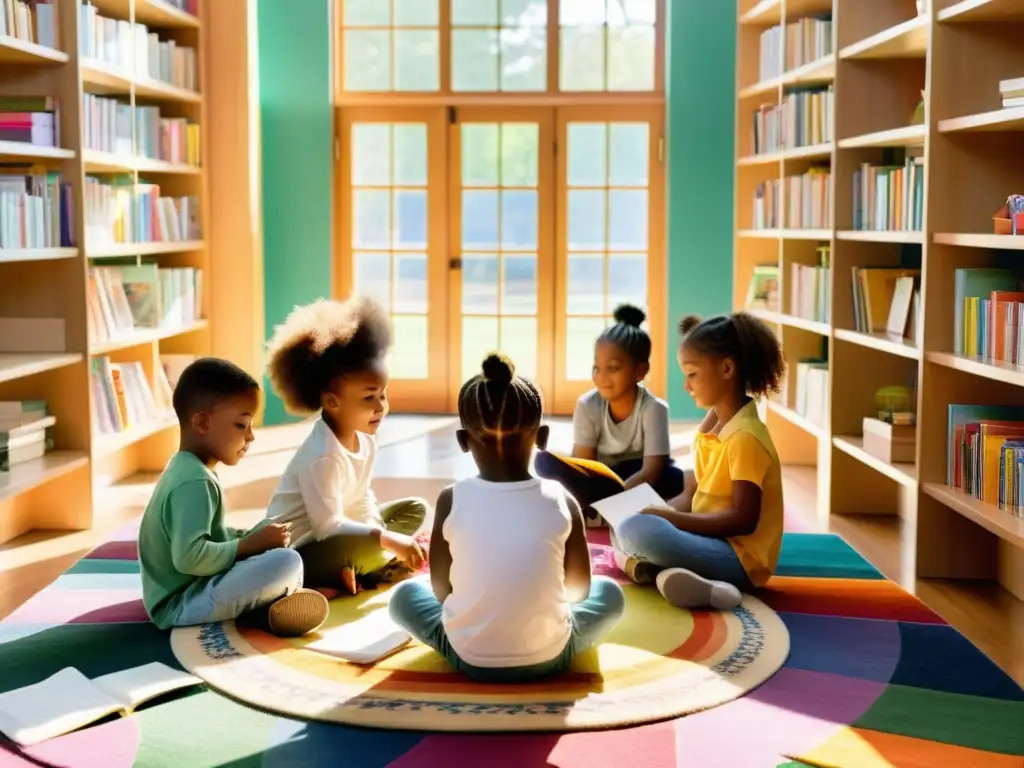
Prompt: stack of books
<box><xmin>0</xmin><ymin>97</ymin><xmax>59</xmax><ymax>149</ymax></box>
<box><xmin>947</xmin><ymin>404</ymin><xmax>1024</xmax><ymax>516</ymax></box>
<box><xmin>785</xmin><ymin>15</ymin><xmax>832</xmax><ymax>70</ymax></box>
<box><xmin>790</xmin><ymin>244</ymin><xmax>830</xmax><ymax>323</ymax></box>
<box><xmin>87</xmin><ymin>263</ymin><xmax>203</xmax><ymax>344</ymax></box>
<box><xmin>1000</xmin><ymin>77</ymin><xmax>1023</xmax><ymax>109</ymax></box>
<box><xmin>0</xmin><ymin>167</ymin><xmax>74</xmax><ymax>249</ymax></box>
<box><xmin>785</xmin><ymin>168</ymin><xmax>831</xmax><ymax>229</ymax></box>
<box><xmin>0</xmin><ymin>400</ymin><xmax>55</xmax><ymax>472</ymax></box>
<box><xmin>852</xmin><ymin>153</ymin><xmax>925</xmax><ymax>232</ymax></box>
<box><xmin>134</xmin><ymin>25</ymin><xmax>198</xmax><ymax>91</ymax></box>
<box><xmin>83</xmin><ymin>176</ymin><xmax>201</xmax><ymax>248</ymax></box>
<box><xmin>82</xmin><ymin>94</ymin><xmax>132</xmax><ymax>155</ymax></box>
<box><xmin>952</xmin><ymin>268</ymin><xmax>1024</xmax><ymax>361</ymax></box>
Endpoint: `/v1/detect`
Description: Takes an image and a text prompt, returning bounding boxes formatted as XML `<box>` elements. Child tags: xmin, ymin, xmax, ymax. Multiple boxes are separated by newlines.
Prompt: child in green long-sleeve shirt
<box><xmin>138</xmin><ymin>358</ymin><xmax>329</xmax><ymax>637</ymax></box>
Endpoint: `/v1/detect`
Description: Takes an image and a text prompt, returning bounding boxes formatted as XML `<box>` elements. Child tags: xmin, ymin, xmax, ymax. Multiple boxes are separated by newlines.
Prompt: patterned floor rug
<box><xmin>0</xmin><ymin>530</ymin><xmax>1021</xmax><ymax>767</ymax></box>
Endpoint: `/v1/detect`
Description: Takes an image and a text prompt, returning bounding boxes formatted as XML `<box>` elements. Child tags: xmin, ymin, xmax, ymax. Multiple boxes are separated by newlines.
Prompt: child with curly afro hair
<box><xmin>263</xmin><ymin>296</ymin><xmax>428</xmax><ymax>596</ymax></box>
<box><xmin>613</xmin><ymin>311</ymin><xmax>786</xmax><ymax>613</ymax></box>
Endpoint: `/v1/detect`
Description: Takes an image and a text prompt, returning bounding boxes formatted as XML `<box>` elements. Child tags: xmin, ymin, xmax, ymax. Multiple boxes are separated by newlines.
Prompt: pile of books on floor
<box><xmin>0</xmin><ymin>400</ymin><xmax>55</xmax><ymax>471</ymax></box>
<box><xmin>1000</xmin><ymin>77</ymin><xmax>1023</xmax><ymax>109</ymax></box>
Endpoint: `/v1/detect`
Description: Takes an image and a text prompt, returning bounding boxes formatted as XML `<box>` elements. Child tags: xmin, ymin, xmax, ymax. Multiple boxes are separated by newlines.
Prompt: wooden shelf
<box><xmin>0</xmin><ymin>353</ymin><xmax>81</xmax><ymax>384</ymax></box>
<box><xmin>840</xmin><ymin>16</ymin><xmax>929</xmax><ymax>60</ymax></box>
<box><xmin>0</xmin><ymin>35</ymin><xmax>68</xmax><ymax>64</ymax></box>
<box><xmin>0</xmin><ymin>452</ymin><xmax>89</xmax><ymax>504</ymax></box>
<box><xmin>737</xmin><ymin>143</ymin><xmax>834</xmax><ymax>167</ymax></box>
<box><xmin>89</xmin><ymin>319</ymin><xmax>208</xmax><ymax>355</ymax></box>
<box><xmin>833</xmin><ymin>436</ymin><xmax>918</xmax><ymax>488</ymax></box>
<box><xmin>836</xmin><ymin>229</ymin><xmax>924</xmax><ymax>244</ymax></box>
<box><xmin>132</xmin><ymin>75</ymin><xmax>202</xmax><ymax>103</ymax></box>
<box><xmin>83</xmin><ymin>148</ymin><xmax>201</xmax><ymax>175</ymax></box>
<box><xmin>934</xmin><ymin>233</ymin><xmax>1024</xmax><ymax>250</ymax></box>
<box><xmin>81</xmin><ymin>59</ymin><xmax>134</xmax><ymax>93</ymax></box>
<box><xmin>927</xmin><ymin>351</ymin><xmax>1024</xmax><ymax>388</ymax></box>
<box><xmin>0</xmin><ymin>248</ymin><xmax>78</xmax><ymax>264</ymax></box>
<box><xmin>750</xmin><ymin>309</ymin><xmax>830</xmax><ymax>335</ymax></box>
<box><xmin>923</xmin><ymin>483</ymin><xmax>1024</xmax><ymax>549</ymax></box>
<box><xmin>737</xmin><ymin>228</ymin><xmax>832</xmax><ymax>240</ymax></box>
<box><xmin>94</xmin><ymin>414</ymin><xmax>179</xmax><ymax>458</ymax></box>
<box><xmin>938</xmin><ymin>0</ymin><xmax>1024</xmax><ymax>22</ymax></box>
<box><xmin>740</xmin><ymin>0</ymin><xmax>783</xmax><ymax>25</ymax></box>
<box><xmin>838</xmin><ymin>124</ymin><xmax>926</xmax><ymax>149</ymax></box>
<box><xmin>785</xmin><ymin>55</ymin><xmax>835</xmax><ymax>87</ymax></box>
<box><xmin>87</xmin><ymin>240</ymin><xmax>205</xmax><ymax>258</ymax></box>
<box><xmin>91</xmin><ymin>0</ymin><xmax>201</xmax><ymax>28</ymax></box>
<box><xmin>0</xmin><ymin>141</ymin><xmax>75</xmax><ymax>162</ymax></box>
<box><xmin>834</xmin><ymin>329</ymin><xmax>920</xmax><ymax>360</ymax></box>
<box><xmin>938</xmin><ymin>107</ymin><xmax>1024</xmax><ymax>133</ymax></box>
<box><xmin>767</xmin><ymin>400</ymin><xmax>827</xmax><ymax>440</ymax></box>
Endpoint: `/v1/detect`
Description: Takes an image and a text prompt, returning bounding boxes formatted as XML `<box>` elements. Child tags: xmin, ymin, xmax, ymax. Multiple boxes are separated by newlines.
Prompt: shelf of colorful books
<box><xmin>836</xmin><ymin>229</ymin><xmax>924</xmax><ymax>244</ymax></box>
<box><xmin>839</xmin><ymin>15</ymin><xmax>929</xmax><ymax>61</ymax></box>
<box><xmin>767</xmin><ymin>399</ymin><xmax>827</xmax><ymax>441</ymax></box>
<box><xmin>832</xmin><ymin>435</ymin><xmax>918</xmax><ymax>488</ymax></box>
<box><xmin>0</xmin><ymin>354</ymin><xmax>82</xmax><ymax>386</ymax></box>
<box><xmin>90</xmin><ymin>0</ymin><xmax>200</xmax><ymax>29</ymax></box>
<box><xmin>89</xmin><ymin>320</ymin><xmax>208</xmax><ymax>356</ymax></box>
<box><xmin>837</xmin><ymin>125</ymin><xmax>926</xmax><ymax>149</ymax></box>
<box><xmin>938</xmin><ymin>0</ymin><xmax>1024</xmax><ymax>23</ymax></box>
<box><xmin>922</xmin><ymin>483</ymin><xmax>1024</xmax><ymax>549</ymax></box>
<box><xmin>0</xmin><ymin>34</ymin><xmax>68</xmax><ymax>65</ymax></box>
<box><xmin>87</xmin><ymin>240</ymin><xmax>205</xmax><ymax>259</ymax></box>
<box><xmin>93</xmin><ymin>414</ymin><xmax>178</xmax><ymax>459</ymax></box>
<box><xmin>0</xmin><ymin>249</ymin><xmax>79</xmax><ymax>265</ymax></box>
<box><xmin>0</xmin><ymin>142</ymin><xmax>74</xmax><ymax>162</ymax></box>
<box><xmin>133</xmin><ymin>76</ymin><xmax>201</xmax><ymax>104</ymax></box>
<box><xmin>926</xmin><ymin>352</ymin><xmax>1024</xmax><ymax>389</ymax></box>
<box><xmin>0</xmin><ymin>452</ymin><xmax>91</xmax><ymax>505</ymax></box>
<box><xmin>937</xmin><ymin>107</ymin><xmax>1024</xmax><ymax>134</ymax></box>
<box><xmin>750</xmin><ymin>308</ymin><xmax>830</xmax><ymax>336</ymax></box>
<box><xmin>933</xmin><ymin>233</ymin><xmax>1024</xmax><ymax>250</ymax></box>
<box><xmin>833</xmin><ymin>329</ymin><xmax>920</xmax><ymax>360</ymax></box>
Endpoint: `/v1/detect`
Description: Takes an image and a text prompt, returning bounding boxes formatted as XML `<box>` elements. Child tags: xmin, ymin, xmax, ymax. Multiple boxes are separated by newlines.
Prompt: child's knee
<box><xmin>593</xmin><ymin>576</ymin><xmax>626</xmax><ymax>618</ymax></box>
<box><xmin>615</xmin><ymin>512</ymin><xmax>663</xmax><ymax>551</ymax></box>
<box><xmin>386</xmin><ymin>576</ymin><xmax>423</xmax><ymax>621</ymax></box>
<box><xmin>253</xmin><ymin>547</ymin><xmax>304</xmax><ymax>588</ymax></box>
<box><xmin>533</xmin><ymin>450</ymin><xmax>559</xmax><ymax>477</ymax></box>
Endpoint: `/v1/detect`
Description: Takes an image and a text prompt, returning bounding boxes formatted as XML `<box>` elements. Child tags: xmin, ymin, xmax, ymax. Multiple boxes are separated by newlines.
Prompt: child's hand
<box><xmin>380</xmin><ymin>530</ymin><xmax>425</xmax><ymax>570</ymax></box>
<box><xmin>239</xmin><ymin>522</ymin><xmax>290</xmax><ymax>558</ymax></box>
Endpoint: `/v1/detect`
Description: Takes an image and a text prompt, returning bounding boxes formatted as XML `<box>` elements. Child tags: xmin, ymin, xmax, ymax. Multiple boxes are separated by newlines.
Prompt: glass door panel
<box><xmin>448</xmin><ymin>107</ymin><xmax>555</xmax><ymax>410</ymax></box>
<box><xmin>553</xmin><ymin>106</ymin><xmax>664</xmax><ymax>413</ymax></box>
<box><xmin>336</xmin><ymin>107</ymin><xmax>450</xmax><ymax>412</ymax></box>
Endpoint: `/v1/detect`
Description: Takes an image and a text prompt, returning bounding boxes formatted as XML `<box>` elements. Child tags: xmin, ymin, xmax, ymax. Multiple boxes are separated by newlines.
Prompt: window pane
<box><xmin>394</xmin><ymin>253</ymin><xmax>428</xmax><ymax>313</ymax></box>
<box><xmin>354</xmin><ymin>252</ymin><xmax>391</xmax><ymax>310</ymax></box>
<box><xmin>502</xmin><ymin>0</ymin><xmax>547</xmax><ymax>26</ymax></box>
<box><xmin>393</xmin><ymin>124</ymin><xmax>427</xmax><ymax>186</ymax></box>
<box><xmin>502</xmin><ymin>255</ymin><xmax>537</xmax><ymax>315</ymax></box>
<box><xmin>452</xmin><ymin>29</ymin><xmax>499</xmax><ymax>91</ymax></box>
<box><xmin>567</xmin><ymin>254</ymin><xmax>604</xmax><ymax>314</ymax></box>
<box><xmin>619</xmin><ymin>0</ymin><xmax>657</xmax><ymax>25</ymax></box>
<box><xmin>566</xmin><ymin>316</ymin><xmax>606</xmax><ymax>380</ymax></box>
<box><xmin>462</xmin><ymin>124</ymin><xmax>499</xmax><ymax>186</ymax></box>
<box><xmin>499</xmin><ymin>26</ymin><xmax>547</xmax><ymax>91</ymax></box>
<box><xmin>353</xmin><ymin>190</ymin><xmax>390</xmax><ymax>248</ymax></box>
<box><xmin>501</xmin><ymin>316</ymin><xmax>538</xmax><ymax>381</ymax></box>
<box><xmin>608</xmin><ymin>190</ymin><xmax>648</xmax><ymax>249</ymax></box>
<box><xmin>462</xmin><ymin>191</ymin><xmax>500</xmax><ymax>249</ymax></box>
<box><xmin>568</xmin><ymin>190</ymin><xmax>606</xmax><ymax>249</ymax></box>
<box><xmin>608</xmin><ymin>25</ymin><xmax>655</xmax><ymax>91</ymax></box>
<box><xmin>568</xmin><ymin>124</ymin><xmax>606</xmax><ymax>186</ymax></box>
<box><xmin>452</xmin><ymin>0</ymin><xmax>498</xmax><ymax>25</ymax></box>
<box><xmin>352</xmin><ymin>124</ymin><xmax>390</xmax><ymax>185</ymax></box>
<box><xmin>344</xmin><ymin>0</ymin><xmax>390</xmax><ymax>26</ymax></box>
<box><xmin>395</xmin><ymin>0</ymin><xmax>438</xmax><ymax>26</ymax></box>
<box><xmin>609</xmin><ymin>123</ymin><xmax>648</xmax><ymax>186</ymax></box>
<box><xmin>463</xmin><ymin>254</ymin><xmax>500</xmax><ymax>314</ymax></box>
<box><xmin>608</xmin><ymin>253</ymin><xmax>647</xmax><ymax>311</ymax></box>
<box><xmin>501</xmin><ymin>190</ymin><xmax>538</xmax><ymax>249</ymax></box>
<box><xmin>395</xmin><ymin>30</ymin><xmax>439</xmax><ymax>91</ymax></box>
<box><xmin>560</xmin><ymin>0</ymin><xmax>606</xmax><ymax>25</ymax></box>
<box><xmin>391</xmin><ymin>315</ymin><xmax>429</xmax><ymax>379</ymax></box>
<box><xmin>560</xmin><ymin>27</ymin><xmax>605</xmax><ymax>91</ymax></box>
<box><xmin>500</xmin><ymin>124</ymin><xmax>538</xmax><ymax>186</ymax></box>
<box><xmin>394</xmin><ymin>190</ymin><xmax>427</xmax><ymax>249</ymax></box>
<box><xmin>344</xmin><ymin>30</ymin><xmax>390</xmax><ymax>91</ymax></box>
<box><xmin>462</xmin><ymin>316</ymin><xmax>499</xmax><ymax>383</ymax></box>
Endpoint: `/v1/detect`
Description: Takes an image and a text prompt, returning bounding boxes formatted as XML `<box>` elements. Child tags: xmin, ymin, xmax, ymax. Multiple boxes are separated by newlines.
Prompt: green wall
<box><xmin>255</xmin><ymin>2</ymin><xmax>736</xmax><ymax>423</ymax></box>
<box><xmin>664</xmin><ymin>1</ymin><xmax>737</xmax><ymax>419</ymax></box>
<box><xmin>257</xmin><ymin>0</ymin><xmax>334</xmax><ymax>425</ymax></box>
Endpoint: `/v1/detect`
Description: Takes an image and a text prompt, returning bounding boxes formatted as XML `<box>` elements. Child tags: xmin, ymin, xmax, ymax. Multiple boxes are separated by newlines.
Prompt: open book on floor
<box><xmin>590</xmin><ymin>483</ymin><xmax>674</xmax><ymax>533</ymax></box>
<box><xmin>306</xmin><ymin>609</ymin><xmax>411</xmax><ymax>665</ymax></box>
<box><xmin>0</xmin><ymin>662</ymin><xmax>202</xmax><ymax>747</ymax></box>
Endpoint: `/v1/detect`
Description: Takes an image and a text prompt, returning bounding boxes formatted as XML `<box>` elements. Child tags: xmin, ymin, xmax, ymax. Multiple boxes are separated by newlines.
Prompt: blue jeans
<box><xmin>173</xmin><ymin>548</ymin><xmax>304</xmax><ymax>626</ymax></box>
<box><xmin>388</xmin><ymin>575</ymin><xmax>625</xmax><ymax>683</ymax></box>
<box><xmin>614</xmin><ymin>514</ymin><xmax>755</xmax><ymax>592</ymax></box>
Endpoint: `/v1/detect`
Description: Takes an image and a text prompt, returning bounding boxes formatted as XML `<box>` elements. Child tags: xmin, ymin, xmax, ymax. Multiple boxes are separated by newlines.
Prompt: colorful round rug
<box><xmin>171</xmin><ymin>581</ymin><xmax>789</xmax><ymax>732</ymax></box>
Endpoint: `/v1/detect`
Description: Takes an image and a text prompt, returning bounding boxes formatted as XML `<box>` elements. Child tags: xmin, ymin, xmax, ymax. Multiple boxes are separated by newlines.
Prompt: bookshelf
<box><xmin>735</xmin><ymin>0</ymin><xmax>1024</xmax><ymax>665</ymax></box>
<box><xmin>0</xmin><ymin>0</ymin><xmax>208</xmax><ymax>547</ymax></box>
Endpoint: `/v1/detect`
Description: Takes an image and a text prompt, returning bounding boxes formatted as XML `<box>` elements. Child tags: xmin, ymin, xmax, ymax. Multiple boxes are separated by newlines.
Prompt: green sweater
<box><xmin>138</xmin><ymin>451</ymin><xmax>246</xmax><ymax>629</ymax></box>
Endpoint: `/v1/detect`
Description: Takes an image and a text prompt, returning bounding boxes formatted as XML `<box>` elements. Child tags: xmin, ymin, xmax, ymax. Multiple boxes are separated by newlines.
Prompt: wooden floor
<box><xmin>1</xmin><ymin>420</ymin><xmax>1022</xmax><ymax>686</ymax></box>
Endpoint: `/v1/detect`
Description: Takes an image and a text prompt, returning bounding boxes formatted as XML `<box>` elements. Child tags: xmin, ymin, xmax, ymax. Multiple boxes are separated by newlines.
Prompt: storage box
<box><xmin>862</xmin><ymin>417</ymin><xmax>916</xmax><ymax>464</ymax></box>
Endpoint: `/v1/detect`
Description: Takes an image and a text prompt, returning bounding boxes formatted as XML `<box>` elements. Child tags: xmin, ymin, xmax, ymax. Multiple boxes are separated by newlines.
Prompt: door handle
<box><xmin>449</xmin><ymin>258</ymin><xmax>462</xmax><ymax>270</ymax></box>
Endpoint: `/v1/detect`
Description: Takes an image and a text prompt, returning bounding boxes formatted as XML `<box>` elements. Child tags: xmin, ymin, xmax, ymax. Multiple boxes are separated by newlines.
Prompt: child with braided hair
<box><xmin>263</xmin><ymin>297</ymin><xmax>428</xmax><ymax>596</ymax></box>
<box><xmin>388</xmin><ymin>353</ymin><xmax>625</xmax><ymax>683</ymax></box>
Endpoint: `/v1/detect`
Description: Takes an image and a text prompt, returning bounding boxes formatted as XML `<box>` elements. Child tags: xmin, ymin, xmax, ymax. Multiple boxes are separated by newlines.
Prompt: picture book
<box><xmin>0</xmin><ymin>662</ymin><xmax>201</xmax><ymax>747</ymax></box>
<box><xmin>306</xmin><ymin>609</ymin><xmax>411</xmax><ymax>665</ymax></box>
<box><xmin>590</xmin><ymin>483</ymin><xmax>674</xmax><ymax>532</ymax></box>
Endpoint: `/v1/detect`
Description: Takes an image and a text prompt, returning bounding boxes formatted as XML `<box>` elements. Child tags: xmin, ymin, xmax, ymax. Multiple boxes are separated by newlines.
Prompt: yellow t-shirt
<box><xmin>691</xmin><ymin>400</ymin><xmax>783</xmax><ymax>587</ymax></box>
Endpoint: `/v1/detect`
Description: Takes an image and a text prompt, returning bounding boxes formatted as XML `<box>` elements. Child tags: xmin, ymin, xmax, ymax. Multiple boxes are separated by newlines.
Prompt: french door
<box><xmin>335</xmin><ymin>105</ymin><xmax>664</xmax><ymax>414</ymax></box>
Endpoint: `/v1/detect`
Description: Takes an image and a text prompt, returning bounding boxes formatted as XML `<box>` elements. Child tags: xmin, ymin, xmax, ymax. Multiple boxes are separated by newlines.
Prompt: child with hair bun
<box><xmin>388</xmin><ymin>353</ymin><xmax>625</xmax><ymax>683</ymax></box>
<box><xmin>614</xmin><ymin>312</ymin><xmax>785</xmax><ymax>611</ymax></box>
<box><xmin>264</xmin><ymin>297</ymin><xmax>428</xmax><ymax>596</ymax></box>
<box><xmin>536</xmin><ymin>303</ymin><xmax>682</xmax><ymax>511</ymax></box>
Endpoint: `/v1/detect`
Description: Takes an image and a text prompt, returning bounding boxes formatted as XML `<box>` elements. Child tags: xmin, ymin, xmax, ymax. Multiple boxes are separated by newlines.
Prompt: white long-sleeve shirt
<box><xmin>265</xmin><ymin>418</ymin><xmax>381</xmax><ymax>549</ymax></box>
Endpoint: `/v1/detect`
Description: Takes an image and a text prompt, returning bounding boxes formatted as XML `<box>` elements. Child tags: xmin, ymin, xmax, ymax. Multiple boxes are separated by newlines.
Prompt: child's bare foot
<box><xmin>267</xmin><ymin>589</ymin><xmax>329</xmax><ymax>637</ymax></box>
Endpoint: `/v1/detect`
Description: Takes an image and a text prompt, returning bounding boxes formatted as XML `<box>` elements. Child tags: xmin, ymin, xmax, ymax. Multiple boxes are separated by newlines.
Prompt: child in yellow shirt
<box><xmin>614</xmin><ymin>312</ymin><xmax>785</xmax><ymax>610</ymax></box>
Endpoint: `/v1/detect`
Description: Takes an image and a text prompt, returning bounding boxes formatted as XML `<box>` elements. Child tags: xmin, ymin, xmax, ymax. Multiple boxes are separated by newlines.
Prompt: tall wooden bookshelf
<box><xmin>0</xmin><ymin>0</ymin><xmax>208</xmax><ymax>547</ymax></box>
<box><xmin>735</xmin><ymin>0</ymin><xmax>1024</xmax><ymax>674</ymax></box>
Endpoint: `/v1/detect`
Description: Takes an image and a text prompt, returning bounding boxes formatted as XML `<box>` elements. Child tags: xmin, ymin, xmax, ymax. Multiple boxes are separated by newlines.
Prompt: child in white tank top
<box><xmin>388</xmin><ymin>354</ymin><xmax>626</xmax><ymax>683</ymax></box>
